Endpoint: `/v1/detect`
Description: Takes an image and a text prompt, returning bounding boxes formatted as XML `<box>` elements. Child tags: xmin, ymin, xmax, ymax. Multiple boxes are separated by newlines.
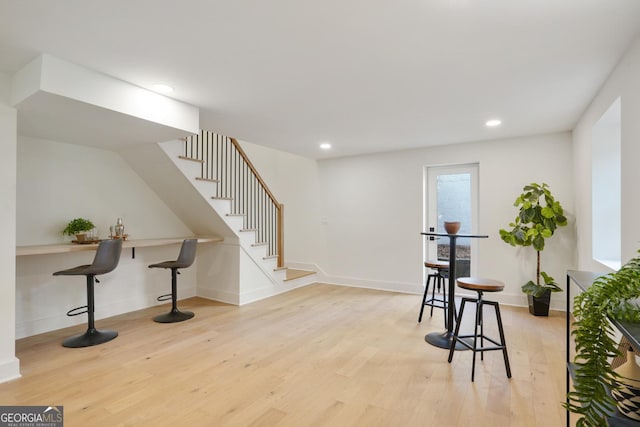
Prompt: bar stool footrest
<box><xmin>454</xmin><ymin>334</ymin><xmax>506</xmax><ymax>352</ymax></box>
<box><xmin>66</xmin><ymin>306</ymin><xmax>88</xmax><ymax>317</ymax></box>
<box><xmin>424</xmin><ymin>298</ymin><xmax>448</xmax><ymax>308</ymax></box>
<box><xmin>156</xmin><ymin>293</ymin><xmax>172</xmax><ymax>302</ymax></box>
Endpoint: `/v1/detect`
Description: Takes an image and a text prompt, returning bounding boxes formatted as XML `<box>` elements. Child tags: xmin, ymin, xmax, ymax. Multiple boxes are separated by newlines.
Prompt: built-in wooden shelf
<box><xmin>16</xmin><ymin>236</ymin><xmax>223</xmax><ymax>257</ymax></box>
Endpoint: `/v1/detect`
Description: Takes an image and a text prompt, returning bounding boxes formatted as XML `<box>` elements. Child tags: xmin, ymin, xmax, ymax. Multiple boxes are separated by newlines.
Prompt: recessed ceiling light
<box><xmin>152</xmin><ymin>84</ymin><xmax>174</xmax><ymax>94</ymax></box>
<box><xmin>320</xmin><ymin>142</ymin><xmax>332</xmax><ymax>150</ymax></box>
<box><xmin>486</xmin><ymin>119</ymin><xmax>502</xmax><ymax>127</ymax></box>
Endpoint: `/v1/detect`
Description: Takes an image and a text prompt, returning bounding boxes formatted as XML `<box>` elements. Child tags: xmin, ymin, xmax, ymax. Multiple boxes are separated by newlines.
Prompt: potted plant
<box><xmin>499</xmin><ymin>182</ymin><xmax>567</xmax><ymax>316</ymax></box>
<box><xmin>62</xmin><ymin>217</ymin><xmax>95</xmax><ymax>241</ymax></box>
<box><xmin>565</xmin><ymin>253</ymin><xmax>640</xmax><ymax>426</ymax></box>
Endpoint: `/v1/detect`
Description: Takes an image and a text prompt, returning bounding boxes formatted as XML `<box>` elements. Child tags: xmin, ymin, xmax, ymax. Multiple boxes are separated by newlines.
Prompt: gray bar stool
<box><xmin>447</xmin><ymin>277</ymin><xmax>512</xmax><ymax>382</ymax></box>
<box><xmin>53</xmin><ymin>239</ymin><xmax>123</xmax><ymax>348</ymax></box>
<box><xmin>418</xmin><ymin>260</ymin><xmax>450</xmax><ymax>326</ymax></box>
<box><xmin>149</xmin><ymin>238</ymin><xmax>197</xmax><ymax>323</ymax></box>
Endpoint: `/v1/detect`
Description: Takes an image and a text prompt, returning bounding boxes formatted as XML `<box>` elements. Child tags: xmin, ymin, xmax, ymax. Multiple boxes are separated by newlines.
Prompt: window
<box><xmin>592</xmin><ymin>97</ymin><xmax>621</xmax><ymax>270</ymax></box>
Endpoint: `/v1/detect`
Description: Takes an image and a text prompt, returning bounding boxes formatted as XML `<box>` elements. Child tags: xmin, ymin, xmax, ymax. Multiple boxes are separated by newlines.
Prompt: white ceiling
<box><xmin>1</xmin><ymin>0</ymin><xmax>639</xmax><ymax>159</ymax></box>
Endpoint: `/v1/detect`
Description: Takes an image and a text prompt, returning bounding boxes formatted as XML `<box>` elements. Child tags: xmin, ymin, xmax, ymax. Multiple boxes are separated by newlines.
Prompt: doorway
<box><xmin>424</xmin><ymin>163</ymin><xmax>479</xmax><ymax>279</ymax></box>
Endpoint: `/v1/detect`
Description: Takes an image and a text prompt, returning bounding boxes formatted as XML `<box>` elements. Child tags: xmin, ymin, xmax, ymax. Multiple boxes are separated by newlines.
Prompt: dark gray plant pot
<box><xmin>528</xmin><ymin>290</ymin><xmax>551</xmax><ymax>316</ymax></box>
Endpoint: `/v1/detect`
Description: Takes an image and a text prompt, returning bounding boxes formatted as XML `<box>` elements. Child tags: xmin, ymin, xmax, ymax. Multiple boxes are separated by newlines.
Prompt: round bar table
<box><xmin>420</xmin><ymin>232</ymin><xmax>489</xmax><ymax>350</ymax></box>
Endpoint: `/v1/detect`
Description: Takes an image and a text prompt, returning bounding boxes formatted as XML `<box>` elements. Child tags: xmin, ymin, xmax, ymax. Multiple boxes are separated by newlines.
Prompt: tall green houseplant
<box><xmin>499</xmin><ymin>183</ymin><xmax>567</xmax><ymax>313</ymax></box>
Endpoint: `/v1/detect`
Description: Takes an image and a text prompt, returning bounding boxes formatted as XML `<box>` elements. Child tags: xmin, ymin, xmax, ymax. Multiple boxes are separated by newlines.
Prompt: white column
<box><xmin>0</xmin><ymin>72</ymin><xmax>20</xmax><ymax>382</ymax></box>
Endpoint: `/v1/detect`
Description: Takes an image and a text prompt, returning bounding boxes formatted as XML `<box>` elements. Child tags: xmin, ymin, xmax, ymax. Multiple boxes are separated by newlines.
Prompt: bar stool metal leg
<box><xmin>447</xmin><ymin>295</ymin><xmax>511</xmax><ymax>381</ymax></box>
<box><xmin>153</xmin><ymin>268</ymin><xmax>195</xmax><ymax>323</ymax></box>
<box><xmin>448</xmin><ymin>297</ymin><xmax>468</xmax><ymax>363</ymax></box>
<box><xmin>449</xmin><ymin>277</ymin><xmax>511</xmax><ymax>381</ymax></box>
<box><xmin>418</xmin><ymin>273</ymin><xmax>434</xmax><ymax>323</ymax></box>
<box><xmin>63</xmin><ymin>275</ymin><xmax>118</xmax><ymax>348</ymax></box>
<box><xmin>419</xmin><ymin>268</ymin><xmax>449</xmax><ymax>328</ymax></box>
<box><xmin>491</xmin><ymin>300</ymin><xmax>512</xmax><ymax>378</ymax></box>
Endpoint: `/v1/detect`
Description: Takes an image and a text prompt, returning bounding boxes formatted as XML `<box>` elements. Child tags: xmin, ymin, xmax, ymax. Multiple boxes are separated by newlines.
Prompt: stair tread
<box><xmin>252</xmin><ymin>242</ymin><xmax>268</xmax><ymax>247</ymax></box>
<box><xmin>284</xmin><ymin>269</ymin><xmax>316</xmax><ymax>281</ymax></box>
<box><xmin>196</xmin><ymin>177</ymin><xmax>220</xmax><ymax>183</ymax></box>
<box><xmin>178</xmin><ymin>155</ymin><xmax>204</xmax><ymax>163</ymax></box>
<box><xmin>212</xmin><ymin>196</ymin><xmax>233</xmax><ymax>200</ymax></box>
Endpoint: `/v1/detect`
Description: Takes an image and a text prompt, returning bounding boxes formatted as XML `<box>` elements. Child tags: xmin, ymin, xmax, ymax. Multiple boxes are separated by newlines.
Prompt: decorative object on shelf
<box><xmin>443</xmin><ymin>221</ymin><xmax>461</xmax><ymax>235</ymax></box>
<box><xmin>499</xmin><ymin>182</ymin><xmax>567</xmax><ymax>316</ymax></box>
<box><xmin>565</xmin><ymin>253</ymin><xmax>640</xmax><ymax>426</ymax></box>
<box><xmin>109</xmin><ymin>218</ymin><xmax>129</xmax><ymax>240</ymax></box>
<box><xmin>612</xmin><ymin>345</ymin><xmax>640</xmax><ymax>421</ymax></box>
<box><xmin>62</xmin><ymin>217</ymin><xmax>96</xmax><ymax>243</ymax></box>
<box><xmin>115</xmin><ymin>217</ymin><xmax>124</xmax><ymax>239</ymax></box>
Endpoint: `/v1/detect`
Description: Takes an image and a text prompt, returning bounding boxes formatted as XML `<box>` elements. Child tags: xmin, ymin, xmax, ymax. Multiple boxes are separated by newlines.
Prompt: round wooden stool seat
<box><xmin>424</xmin><ymin>260</ymin><xmax>449</xmax><ymax>269</ymax></box>
<box><xmin>456</xmin><ymin>277</ymin><xmax>504</xmax><ymax>293</ymax></box>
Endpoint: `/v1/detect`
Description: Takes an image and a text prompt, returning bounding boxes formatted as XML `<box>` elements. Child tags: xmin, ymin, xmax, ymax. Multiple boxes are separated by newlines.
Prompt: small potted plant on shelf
<box><xmin>499</xmin><ymin>182</ymin><xmax>567</xmax><ymax>316</ymax></box>
<box><xmin>62</xmin><ymin>217</ymin><xmax>95</xmax><ymax>242</ymax></box>
<box><xmin>566</xmin><ymin>253</ymin><xmax>640</xmax><ymax>426</ymax></box>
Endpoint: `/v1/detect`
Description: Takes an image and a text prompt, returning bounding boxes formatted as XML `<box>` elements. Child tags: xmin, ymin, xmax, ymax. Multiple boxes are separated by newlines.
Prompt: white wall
<box><xmin>573</xmin><ymin>34</ymin><xmax>640</xmax><ymax>271</ymax></box>
<box><xmin>237</xmin><ymin>140</ymin><xmax>327</xmax><ymax>270</ymax></box>
<box><xmin>318</xmin><ymin>133</ymin><xmax>576</xmax><ymax>309</ymax></box>
<box><xmin>0</xmin><ymin>71</ymin><xmax>20</xmax><ymax>382</ymax></box>
<box><xmin>17</xmin><ymin>136</ymin><xmax>193</xmax><ymax>245</ymax></box>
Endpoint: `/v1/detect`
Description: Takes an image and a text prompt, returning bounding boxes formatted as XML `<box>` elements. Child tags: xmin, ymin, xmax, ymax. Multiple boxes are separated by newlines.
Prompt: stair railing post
<box><xmin>277</xmin><ymin>204</ymin><xmax>284</xmax><ymax>268</ymax></box>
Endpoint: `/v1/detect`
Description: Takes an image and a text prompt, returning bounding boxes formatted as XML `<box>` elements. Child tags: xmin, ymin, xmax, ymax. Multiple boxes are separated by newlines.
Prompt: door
<box><xmin>424</xmin><ymin>163</ymin><xmax>479</xmax><ymax>279</ymax></box>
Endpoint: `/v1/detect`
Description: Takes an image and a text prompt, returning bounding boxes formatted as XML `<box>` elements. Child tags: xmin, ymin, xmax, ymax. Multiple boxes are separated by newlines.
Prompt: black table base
<box><xmin>425</xmin><ymin>331</ymin><xmax>471</xmax><ymax>350</ymax></box>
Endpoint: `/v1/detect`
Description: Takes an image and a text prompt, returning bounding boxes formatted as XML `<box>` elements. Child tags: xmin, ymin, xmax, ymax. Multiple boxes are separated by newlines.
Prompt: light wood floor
<box><xmin>1</xmin><ymin>284</ymin><xmax>567</xmax><ymax>426</ymax></box>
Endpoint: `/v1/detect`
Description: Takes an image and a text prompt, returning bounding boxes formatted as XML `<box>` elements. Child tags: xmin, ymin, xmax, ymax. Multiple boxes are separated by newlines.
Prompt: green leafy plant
<box><xmin>565</xmin><ymin>254</ymin><xmax>640</xmax><ymax>426</ymax></box>
<box><xmin>499</xmin><ymin>182</ymin><xmax>568</xmax><ymax>296</ymax></box>
<box><xmin>62</xmin><ymin>217</ymin><xmax>95</xmax><ymax>236</ymax></box>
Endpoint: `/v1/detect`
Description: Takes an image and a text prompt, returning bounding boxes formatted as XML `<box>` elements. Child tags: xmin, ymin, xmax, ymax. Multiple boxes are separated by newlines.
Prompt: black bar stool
<box><xmin>447</xmin><ymin>277</ymin><xmax>512</xmax><ymax>382</ymax></box>
<box><xmin>149</xmin><ymin>238</ymin><xmax>197</xmax><ymax>323</ymax></box>
<box><xmin>418</xmin><ymin>260</ymin><xmax>450</xmax><ymax>326</ymax></box>
<box><xmin>53</xmin><ymin>239</ymin><xmax>123</xmax><ymax>348</ymax></box>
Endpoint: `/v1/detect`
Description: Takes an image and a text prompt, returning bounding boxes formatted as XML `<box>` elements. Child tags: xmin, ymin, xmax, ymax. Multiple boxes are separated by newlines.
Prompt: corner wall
<box><xmin>17</xmin><ymin>136</ymin><xmax>193</xmax><ymax>245</ymax></box>
<box><xmin>573</xmin><ymin>33</ymin><xmax>640</xmax><ymax>271</ymax></box>
<box><xmin>236</xmin><ymin>140</ymin><xmax>328</xmax><ymax>271</ymax></box>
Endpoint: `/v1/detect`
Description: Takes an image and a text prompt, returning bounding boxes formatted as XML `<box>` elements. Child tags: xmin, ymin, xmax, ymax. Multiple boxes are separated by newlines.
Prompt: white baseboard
<box><xmin>0</xmin><ymin>357</ymin><xmax>21</xmax><ymax>384</ymax></box>
<box><xmin>285</xmin><ymin>260</ymin><xmax>567</xmax><ymax>312</ymax></box>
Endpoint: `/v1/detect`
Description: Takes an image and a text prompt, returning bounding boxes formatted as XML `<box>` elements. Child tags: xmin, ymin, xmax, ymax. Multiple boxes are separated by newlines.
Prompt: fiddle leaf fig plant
<box><xmin>499</xmin><ymin>182</ymin><xmax>567</xmax><ymax>296</ymax></box>
<box><xmin>521</xmin><ymin>271</ymin><xmax>562</xmax><ymax>298</ymax></box>
<box><xmin>565</xmin><ymin>253</ymin><xmax>640</xmax><ymax>426</ymax></box>
<box><xmin>62</xmin><ymin>217</ymin><xmax>95</xmax><ymax>236</ymax></box>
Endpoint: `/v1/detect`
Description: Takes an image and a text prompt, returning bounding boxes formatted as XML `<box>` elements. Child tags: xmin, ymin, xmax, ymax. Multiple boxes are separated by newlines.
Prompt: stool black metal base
<box><xmin>419</xmin><ymin>271</ymin><xmax>448</xmax><ymax>324</ymax></box>
<box><xmin>62</xmin><ymin>328</ymin><xmax>118</xmax><ymax>348</ymax></box>
<box><xmin>447</xmin><ymin>294</ymin><xmax>511</xmax><ymax>381</ymax></box>
<box><xmin>153</xmin><ymin>309</ymin><xmax>195</xmax><ymax>323</ymax></box>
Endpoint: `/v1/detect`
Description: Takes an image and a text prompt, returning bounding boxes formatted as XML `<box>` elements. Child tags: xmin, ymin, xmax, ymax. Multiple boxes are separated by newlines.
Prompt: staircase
<box><xmin>180</xmin><ymin>131</ymin><xmax>284</xmax><ymax>267</ymax></box>
<box><xmin>123</xmin><ymin>131</ymin><xmax>316</xmax><ymax>303</ymax></box>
